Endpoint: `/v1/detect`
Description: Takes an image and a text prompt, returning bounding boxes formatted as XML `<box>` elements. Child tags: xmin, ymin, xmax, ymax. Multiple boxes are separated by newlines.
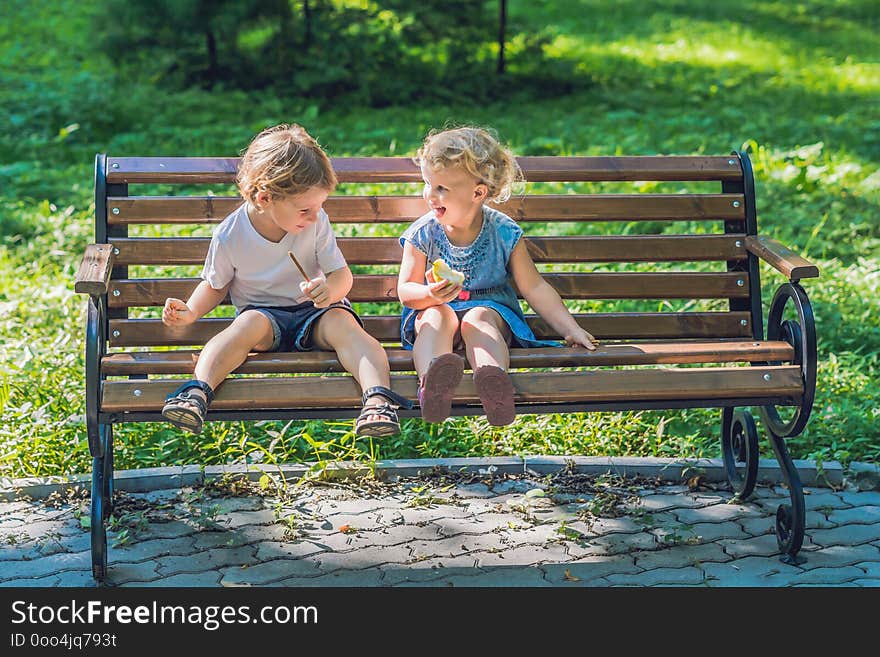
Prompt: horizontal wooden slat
<box><xmin>515</xmin><ymin>312</ymin><xmax>754</xmax><ymax>341</ymax></box>
<box><xmin>512</xmin><ymin>156</ymin><xmax>744</xmax><ymax>183</ymax></box>
<box><xmin>107</xmin><ymin>157</ymin><xmax>240</xmax><ymax>184</ymax></box>
<box><xmin>524</xmin><ymin>235</ymin><xmax>746</xmax><ymax>264</ymax></box>
<box><xmin>106</xmin><ymin>194</ymin><xmax>745</xmax><ymax>224</ymax></box>
<box><xmin>113</xmin><ymin>238</ymin><xmax>207</xmax><ymax>266</ymax></box>
<box><xmin>108</xmin><ymin>272</ymin><xmax>750</xmax><ymax>307</ymax></box>
<box><xmin>113</xmin><ymin>235</ymin><xmax>748</xmax><ymax>266</ymax></box>
<box><xmin>101</xmin><ymin>365</ymin><xmax>801</xmax><ymax>412</ymax></box>
<box><xmin>745</xmin><ymin>235</ymin><xmax>819</xmax><ymax>280</ymax></box>
<box><xmin>108</xmin><ymin>197</ymin><xmax>244</xmax><ymax>222</ymax></box>
<box><xmin>106</xmin><ymin>156</ymin><xmax>744</xmax><ymax>184</ymax></box>
<box><xmin>101</xmin><ymin>341</ymin><xmax>795</xmax><ymax>375</ymax></box>
<box><xmin>108</xmin><ymin>312</ymin><xmax>753</xmax><ymax>346</ymax></box>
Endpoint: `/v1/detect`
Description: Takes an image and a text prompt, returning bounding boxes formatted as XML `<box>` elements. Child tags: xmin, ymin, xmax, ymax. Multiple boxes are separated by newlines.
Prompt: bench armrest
<box><xmin>745</xmin><ymin>236</ymin><xmax>819</xmax><ymax>281</ymax></box>
<box><xmin>75</xmin><ymin>243</ymin><xmax>116</xmax><ymax>295</ymax></box>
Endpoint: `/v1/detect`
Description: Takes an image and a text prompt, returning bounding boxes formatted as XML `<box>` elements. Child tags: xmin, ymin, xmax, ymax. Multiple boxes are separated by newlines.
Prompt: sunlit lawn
<box><xmin>1</xmin><ymin>0</ymin><xmax>877</xmax><ymax>477</ymax></box>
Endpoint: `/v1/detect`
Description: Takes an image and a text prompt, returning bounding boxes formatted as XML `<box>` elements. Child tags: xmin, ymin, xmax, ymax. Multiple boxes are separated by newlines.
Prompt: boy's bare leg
<box><xmin>164</xmin><ymin>310</ymin><xmax>274</xmax><ymax>432</ymax></box>
<box><xmin>312</xmin><ymin>309</ymin><xmax>389</xmax><ymax>390</ymax></box>
<box><xmin>312</xmin><ymin>309</ymin><xmax>395</xmax><ymax>425</ymax></box>
<box><xmin>459</xmin><ymin>306</ymin><xmax>511</xmax><ymax>371</ymax></box>
<box><xmin>412</xmin><ymin>304</ymin><xmax>460</xmax><ymax>380</ymax></box>
<box><xmin>192</xmin><ymin>309</ymin><xmax>275</xmax><ymax>393</ymax></box>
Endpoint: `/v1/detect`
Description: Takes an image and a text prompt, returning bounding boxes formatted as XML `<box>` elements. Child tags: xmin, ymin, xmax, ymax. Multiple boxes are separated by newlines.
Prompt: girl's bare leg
<box><xmin>459</xmin><ymin>306</ymin><xmax>512</xmax><ymax>371</ymax></box>
<box><xmin>412</xmin><ymin>305</ymin><xmax>464</xmax><ymax>423</ymax></box>
<box><xmin>412</xmin><ymin>304</ymin><xmax>460</xmax><ymax>380</ymax></box>
<box><xmin>460</xmin><ymin>306</ymin><xmax>516</xmax><ymax>426</ymax></box>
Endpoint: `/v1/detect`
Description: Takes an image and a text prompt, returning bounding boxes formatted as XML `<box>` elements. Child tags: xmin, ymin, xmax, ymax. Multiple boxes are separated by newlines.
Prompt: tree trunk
<box><xmin>205</xmin><ymin>27</ymin><xmax>218</xmax><ymax>89</ymax></box>
<box><xmin>304</xmin><ymin>0</ymin><xmax>312</xmax><ymax>49</ymax></box>
<box><xmin>278</xmin><ymin>4</ymin><xmax>291</xmax><ymax>71</ymax></box>
<box><xmin>497</xmin><ymin>0</ymin><xmax>507</xmax><ymax>75</ymax></box>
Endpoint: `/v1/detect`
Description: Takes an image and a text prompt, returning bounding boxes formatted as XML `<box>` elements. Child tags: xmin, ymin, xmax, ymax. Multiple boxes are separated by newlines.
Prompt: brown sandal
<box><xmin>417</xmin><ymin>353</ymin><xmax>465</xmax><ymax>423</ymax></box>
<box><xmin>473</xmin><ymin>365</ymin><xmax>516</xmax><ymax>426</ymax></box>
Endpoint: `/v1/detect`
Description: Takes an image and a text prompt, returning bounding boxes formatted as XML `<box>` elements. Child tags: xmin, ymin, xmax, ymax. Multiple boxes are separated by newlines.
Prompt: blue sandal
<box><xmin>161</xmin><ymin>380</ymin><xmax>214</xmax><ymax>434</ymax></box>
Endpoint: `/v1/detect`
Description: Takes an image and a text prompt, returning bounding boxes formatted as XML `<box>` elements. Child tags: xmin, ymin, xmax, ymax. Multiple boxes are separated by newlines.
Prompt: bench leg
<box><xmin>90</xmin><ymin>456</ymin><xmax>108</xmax><ymax>582</ymax></box>
<box><xmin>720</xmin><ymin>407</ymin><xmax>759</xmax><ymax>500</ymax></box>
<box><xmin>765</xmin><ymin>427</ymin><xmax>806</xmax><ymax>564</ymax></box>
<box><xmin>90</xmin><ymin>424</ymin><xmax>114</xmax><ymax>583</ymax></box>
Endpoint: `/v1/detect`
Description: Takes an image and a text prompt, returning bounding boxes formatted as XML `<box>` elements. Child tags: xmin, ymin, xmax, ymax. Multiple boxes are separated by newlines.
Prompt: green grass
<box><xmin>1</xmin><ymin>0</ymin><xmax>878</xmax><ymax>478</ymax></box>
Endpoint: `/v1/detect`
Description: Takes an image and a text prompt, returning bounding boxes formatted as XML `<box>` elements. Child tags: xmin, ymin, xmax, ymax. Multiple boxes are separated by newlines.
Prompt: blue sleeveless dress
<box><xmin>399</xmin><ymin>205</ymin><xmax>561</xmax><ymax>350</ymax></box>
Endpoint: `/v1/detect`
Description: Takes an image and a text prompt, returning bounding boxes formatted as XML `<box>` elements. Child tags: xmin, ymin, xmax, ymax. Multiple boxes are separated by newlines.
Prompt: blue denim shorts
<box><xmin>240</xmin><ymin>299</ymin><xmax>363</xmax><ymax>352</ymax></box>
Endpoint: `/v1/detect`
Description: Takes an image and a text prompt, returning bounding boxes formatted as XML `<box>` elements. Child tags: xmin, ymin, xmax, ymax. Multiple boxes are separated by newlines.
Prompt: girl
<box><xmin>161</xmin><ymin>123</ymin><xmax>410</xmax><ymax>437</ymax></box>
<box><xmin>397</xmin><ymin>126</ymin><xmax>597</xmax><ymax>426</ymax></box>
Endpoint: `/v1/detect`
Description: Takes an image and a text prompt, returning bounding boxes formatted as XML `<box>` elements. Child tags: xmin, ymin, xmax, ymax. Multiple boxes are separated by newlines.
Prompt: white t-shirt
<box><xmin>201</xmin><ymin>203</ymin><xmax>348</xmax><ymax>311</ymax></box>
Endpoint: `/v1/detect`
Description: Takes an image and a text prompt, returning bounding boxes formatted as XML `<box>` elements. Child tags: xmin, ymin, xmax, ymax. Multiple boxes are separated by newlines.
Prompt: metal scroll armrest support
<box><xmin>75</xmin><ymin>243</ymin><xmax>116</xmax><ymax>296</ymax></box>
<box><xmin>759</xmin><ymin>282</ymin><xmax>817</xmax><ymax>439</ymax></box>
<box><xmin>745</xmin><ymin>235</ymin><xmax>819</xmax><ymax>282</ymax></box>
<box><xmin>745</xmin><ymin>235</ymin><xmax>818</xmax><ymax>436</ymax></box>
<box><xmin>77</xmin><ymin>243</ymin><xmax>114</xmax><ymax>457</ymax></box>
<box><xmin>755</xmin><ymin>281</ymin><xmax>817</xmax><ymax>562</ymax></box>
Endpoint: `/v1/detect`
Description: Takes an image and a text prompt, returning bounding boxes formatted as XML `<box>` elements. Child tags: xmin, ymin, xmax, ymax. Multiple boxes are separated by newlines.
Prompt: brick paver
<box><xmin>1</xmin><ymin>461</ymin><xmax>878</xmax><ymax>588</ymax></box>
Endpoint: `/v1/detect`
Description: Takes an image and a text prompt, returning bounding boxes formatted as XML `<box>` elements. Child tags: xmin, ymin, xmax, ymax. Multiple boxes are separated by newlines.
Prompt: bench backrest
<box><xmin>94</xmin><ymin>153</ymin><xmax>762</xmax><ymax>351</ymax></box>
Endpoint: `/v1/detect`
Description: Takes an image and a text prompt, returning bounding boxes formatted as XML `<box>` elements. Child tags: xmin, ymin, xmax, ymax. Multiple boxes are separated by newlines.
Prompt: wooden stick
<box><xmin>287</xmin><ymin>251</ymin><xmax>309</xmax><ymax>280</ymax></box>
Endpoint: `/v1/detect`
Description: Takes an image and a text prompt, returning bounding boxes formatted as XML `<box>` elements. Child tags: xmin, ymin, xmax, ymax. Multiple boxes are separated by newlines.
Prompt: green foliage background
<box><xmin>1</xmin><ymin>0</ymin><xmax>877</xmax><ymax>478</ymax></box>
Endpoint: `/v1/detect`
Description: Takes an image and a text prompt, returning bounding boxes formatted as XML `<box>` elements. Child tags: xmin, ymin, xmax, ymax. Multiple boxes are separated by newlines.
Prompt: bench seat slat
<box><xmin>108</xmin><ymin>272</ymin><xmax>750</xmax><ymax>307</ymax></box>
<box><xmin>108</xmin><ymin>312</ymin><xmax>753</xmax><ymax>346</ymax></box>
<box><xmin>106</xmin><ymin>194</ymin><xmax>746</xmax><ymax>224</ymax></box>
<box><xmin>106</xmin><ymin>156</ymin><xmax>745</xmax><ymax>184</ymax></box>
<box><xmin>101</xmin><ymin>366</ymin><xmax>802</xmax><ymax>412</ymax></box>
<box><xmin>101</xmin><ymin>341</ymin><xmax>795</xmax><ymax>375</ymax></box>
<box><xmin>113</xmin><ymin>235</ymin><xmax>747</xmax><ymax>266</ymax></box>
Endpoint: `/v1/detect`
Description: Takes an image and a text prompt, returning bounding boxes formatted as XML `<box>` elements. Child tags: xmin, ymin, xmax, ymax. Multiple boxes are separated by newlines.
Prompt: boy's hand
<box><xmin>162</xmin><ymin>298</ymin><xmax>195</xmax><ymax>327</ymax></box>
<box><xmin>425</xmin><ymin>268</ymin><xmax>462</xmax><ymax>304</ymax></box>
<box><xmin>564</xmin><ymin>328</ymin><xmax>598</xmax><ymax>351</ymax></box>
<box><xmin>300</xmin><ymin>276</ymin><xmax>331</xmax><ymax>308</ymax></box>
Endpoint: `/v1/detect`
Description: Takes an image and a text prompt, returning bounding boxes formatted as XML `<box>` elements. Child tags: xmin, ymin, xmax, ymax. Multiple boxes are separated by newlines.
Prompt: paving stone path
<box><xmin>1</xmin><ymin>458</ymin><xmax>878</xmax><ymax>587</ymax></box>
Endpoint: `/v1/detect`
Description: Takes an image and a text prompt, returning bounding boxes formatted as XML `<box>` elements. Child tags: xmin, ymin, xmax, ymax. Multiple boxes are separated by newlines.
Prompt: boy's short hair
<box><xmin>414</xmin><ymin>126</ymin><xmax>522</xmax><ymax>203</ymax></box>
<box><xmin>237</xmin><ymin>124</ymin><xmax>337</xmax><ymax>203</ymax></box>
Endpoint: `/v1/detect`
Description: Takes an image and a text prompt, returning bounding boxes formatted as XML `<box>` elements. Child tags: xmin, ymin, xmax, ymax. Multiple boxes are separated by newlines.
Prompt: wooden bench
<box><xmin>75</xmin><ymin>151</ymin><xmax>819</xmax><ymax>581</ymax></box>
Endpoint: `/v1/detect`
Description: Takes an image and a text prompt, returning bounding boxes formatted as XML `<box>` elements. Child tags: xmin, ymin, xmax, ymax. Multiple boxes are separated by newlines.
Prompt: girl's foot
<box><xmin>418</xmin><ymin>353</ymin><xmax>465</xmax><ymax>423</ymax></box>
<box><xmin>473</xmin><ymin>365</ymin><xmax>516</xmax><ymax>426</ymax></box>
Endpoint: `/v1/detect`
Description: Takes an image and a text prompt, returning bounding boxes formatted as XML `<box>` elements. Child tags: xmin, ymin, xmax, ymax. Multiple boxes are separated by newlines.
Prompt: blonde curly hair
<box><xmin>414</xmin><ymin>126</ymin><xmax>522</xmax><ymax>203</ymax></box>
<box><xmin>236</xmin><ymin>124</ymin><xmax>337</xmax><ymax>204</ymax></box>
